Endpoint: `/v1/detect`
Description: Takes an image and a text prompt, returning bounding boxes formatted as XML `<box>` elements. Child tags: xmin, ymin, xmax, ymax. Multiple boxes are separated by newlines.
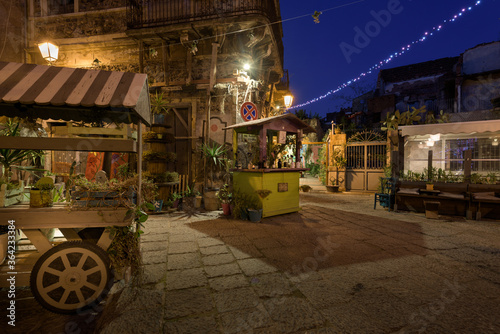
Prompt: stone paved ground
<box><xmin>94</xmin><ymin>191</ymin><xmax>500</xmax><ymax>334</ymax></box>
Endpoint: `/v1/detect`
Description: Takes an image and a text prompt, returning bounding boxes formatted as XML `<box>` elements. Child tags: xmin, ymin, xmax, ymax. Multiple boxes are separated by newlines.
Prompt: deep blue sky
<box><xmin>281</xmin><ymin>0</ymin><xmax>500</xmax><ymax>117</ymax></box>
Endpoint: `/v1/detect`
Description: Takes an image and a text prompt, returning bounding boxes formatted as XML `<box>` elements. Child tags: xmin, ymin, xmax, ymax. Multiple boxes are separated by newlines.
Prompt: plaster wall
<box><xmin>462</xmin><ymin>41</ymin><xmax>500</xmax><ymax>75</ymax></box>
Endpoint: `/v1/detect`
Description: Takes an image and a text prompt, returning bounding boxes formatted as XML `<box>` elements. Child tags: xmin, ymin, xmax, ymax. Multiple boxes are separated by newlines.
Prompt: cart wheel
<box><xmin>30</xmin><ymin>241</ymin><xmax>113</xmax><ymax>314</ymax></box>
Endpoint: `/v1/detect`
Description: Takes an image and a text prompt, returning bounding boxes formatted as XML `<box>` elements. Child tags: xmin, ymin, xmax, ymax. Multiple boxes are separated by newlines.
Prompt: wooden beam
<box><xmin>209</xmin><ymin>43</ymin><xmax>219</xmax><ymax>91</ymax></box>
<box><xmin>0</xmin><ymin>137</ymin><xmax>137</xmax><ymax>152</ymax></box>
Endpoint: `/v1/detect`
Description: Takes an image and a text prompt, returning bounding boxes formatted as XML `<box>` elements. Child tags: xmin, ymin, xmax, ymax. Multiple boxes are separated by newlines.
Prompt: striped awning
<box><xmin>0</xmin><ymin>62</ymin><xmax>151</xmax><ymax>125</ymax></box>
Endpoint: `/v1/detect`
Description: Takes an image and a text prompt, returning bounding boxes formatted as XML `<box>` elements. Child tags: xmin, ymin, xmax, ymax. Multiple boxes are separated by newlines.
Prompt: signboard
<box><xmin>278</xmin><ymin>131</ymin><xmax>286</xmax><ymax>144</ymax></box>
<box><xmin>240</xmin><ymin>102</ymin><xmax>258</xmax><ymax>122</ymax></box>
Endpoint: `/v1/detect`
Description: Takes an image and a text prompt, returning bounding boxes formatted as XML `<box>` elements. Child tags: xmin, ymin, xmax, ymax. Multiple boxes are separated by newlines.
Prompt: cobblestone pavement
<box><xmin>94</xmin><ymin>191</ymin><xmax>500</xmax><ymax>334</ymax></box>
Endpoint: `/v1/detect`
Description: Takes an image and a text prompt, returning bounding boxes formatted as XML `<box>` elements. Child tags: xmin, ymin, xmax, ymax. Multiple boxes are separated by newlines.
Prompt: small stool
<box><xmin>424</xmin><ymin>200</ymin><xmax>440</xmax><ymax>219</ymax></box>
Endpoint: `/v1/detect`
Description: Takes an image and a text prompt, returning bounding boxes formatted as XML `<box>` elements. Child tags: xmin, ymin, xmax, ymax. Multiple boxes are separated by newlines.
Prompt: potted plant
<box><xmin>247</xmin><ymin>193</ymin><xmax>263</xmax><ymax>223</ymax></box>
<box><xmin>182</xmin><ymin>185</ymin><xmax>200</xmax><ymax>211</ymax></box>
<box><xmin>170</xmin><ymin>192</ymin><xmax>183</xmax><ymax>210</ymax></box>
<box><xmin>200</xmin><ymin>142</ymin><xmax>227</xmax><ymax>210</ymax></box>
<box><xmin>30</xmin><ymin>177</ymin><xmax>55</xmax><ymax>207</ymax></box>
<box><xmin>217</xmin><ymin>184</ymin><xmax>232</xmax><ymax>215</ymax></box>
<box><xmin>231</xmin><ymin>189</ymin><xmax>249</xmax><ymax>220</ymax></box>
<box><xmin>300</xmin><ymin>185</ymin><xmax>312</xmax><ymax>192</ymax></box>
<box><xmin>0</xmin><ymin>179</ymin><xmax>24</xmax><ymax>207</ymax></box>
<box><xmin>151</xmin><ymin>91</ymin><xmax>169</xmax><ymax>124</ymax></box>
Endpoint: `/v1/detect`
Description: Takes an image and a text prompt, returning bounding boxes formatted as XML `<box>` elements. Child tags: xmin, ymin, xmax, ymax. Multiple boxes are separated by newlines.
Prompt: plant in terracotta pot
<box><xmin>217</xmin><ymin>184</ymin><xmax>232</xmax><ymax>215</ymax></box>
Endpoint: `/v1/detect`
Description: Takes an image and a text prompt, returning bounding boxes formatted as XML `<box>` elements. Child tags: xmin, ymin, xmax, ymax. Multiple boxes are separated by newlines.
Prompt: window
<box><xmin>49</xmin><ymin>0</ymin><xmax>74</xmax><ymax>15</ymax></box>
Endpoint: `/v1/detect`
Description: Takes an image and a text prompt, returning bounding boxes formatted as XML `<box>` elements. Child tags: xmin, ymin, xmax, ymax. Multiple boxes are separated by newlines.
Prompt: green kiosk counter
<box><xmin>224</xmin><ymin>114</ymin><xmax>315</xmax><ymax>218</ymax></box>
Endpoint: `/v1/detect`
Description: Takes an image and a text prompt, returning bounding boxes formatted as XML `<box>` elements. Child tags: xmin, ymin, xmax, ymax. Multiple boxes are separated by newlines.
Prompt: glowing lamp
<box><xmin>243</xmin><ymin>63</ymin><xmax>250</xmax><ymax>70</ymax></box>
<box><xmin>38</xmin><ymin>42</ymin><xmax>59</xmax><ymax>63</ymax></box>
<box><xmin>284</xmin><ymin>94</ymin><xmax>294</xmax><ymax>109</ymax></box>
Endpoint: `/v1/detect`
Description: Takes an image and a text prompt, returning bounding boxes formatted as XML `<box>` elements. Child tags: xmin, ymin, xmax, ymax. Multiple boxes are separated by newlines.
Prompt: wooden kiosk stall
<box><xmin>0</xmin><ymin>62</ymin><xmax>151</xmax><ymax>314</ymax></box>
<box><xmin>224</xmin><ymin>113</ymin><xmax>315</xmax><ymax>218</ymax></box>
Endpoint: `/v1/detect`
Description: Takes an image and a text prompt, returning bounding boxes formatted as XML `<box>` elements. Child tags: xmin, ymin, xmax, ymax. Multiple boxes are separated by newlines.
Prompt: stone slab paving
<box><xmin>96</xmin><ymin>193</ymin><xmax>500</xmax><ymax>334</ymax></box>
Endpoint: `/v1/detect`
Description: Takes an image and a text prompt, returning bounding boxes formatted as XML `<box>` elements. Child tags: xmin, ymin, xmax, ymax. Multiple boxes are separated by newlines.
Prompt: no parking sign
<box><xmin>240</xmin><ymin>102</ymin><xmax>258</xmax><ymax>121</ymax></box>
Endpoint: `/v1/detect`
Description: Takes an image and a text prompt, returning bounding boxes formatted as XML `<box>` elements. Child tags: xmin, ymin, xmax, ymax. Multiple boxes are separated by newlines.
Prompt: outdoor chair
<box><xmin>374</xmin><ymin>177</ymin><xmax>396</xmax><ymax>211</ymax></box>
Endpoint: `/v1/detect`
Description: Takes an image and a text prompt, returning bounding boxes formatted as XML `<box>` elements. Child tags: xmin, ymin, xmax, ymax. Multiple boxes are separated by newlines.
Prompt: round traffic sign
<box><xmin>240</xmin><ymin>102</ymin><xmax>258</xmax><ymax>121</ymax></box>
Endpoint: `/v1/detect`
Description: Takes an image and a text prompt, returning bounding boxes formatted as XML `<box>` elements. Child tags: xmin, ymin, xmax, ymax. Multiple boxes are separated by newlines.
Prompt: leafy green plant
<box><xmin>142</xmin><ymin>150</ymin><xmax>168</xmax><ymax>161</ymax></box>
<box><xmin>0</xmin><ymin>121</ymin><xmax>45</xmax><ymax>183</ymax></box>
<box><xmin>299</xmin><ymin>185</ymin><xmax>312</xmax><ymax>192</ymax></box>
<box><xmin>255</xmin><ymin>189</ymin><xmax>271</xmax><ymax>199</ymax></box>
<box><xmin>216</xmin><ymin>184</ymin><xmax>232</xmax><ymax>204</ymax></box>
<box><xmin>151</xmin><ymin>91</ymin><xmax>169</xmax><ymax>115</ymax></box>
<box><xmin>200</xmin><ymin>142</ymin><xmax>228</xmax><ymax>188</ymax></box>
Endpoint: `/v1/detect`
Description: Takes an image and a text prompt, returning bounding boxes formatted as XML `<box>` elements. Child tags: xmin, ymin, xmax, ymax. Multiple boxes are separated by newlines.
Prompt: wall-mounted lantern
<box><xmin>38</xmin><ymin>42</ymin><xmax>59</xmax><ymax>64</ymax></box>
<box><xmin>284</xmin><ymin>94</ymin><xmax>294</xmax><ymax>109</ymax></box>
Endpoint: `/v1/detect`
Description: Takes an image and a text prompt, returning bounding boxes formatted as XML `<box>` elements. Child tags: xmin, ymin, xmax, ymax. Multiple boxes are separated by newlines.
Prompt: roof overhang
<box><xmin>0</xmin><ymin>62</ymin><xmax>151</xmax><ymax>125</ymax></box>
<box><xmin>400</xmin><ymin>119</ymin><xmax>500</xmax><ymax>137</ymax></box>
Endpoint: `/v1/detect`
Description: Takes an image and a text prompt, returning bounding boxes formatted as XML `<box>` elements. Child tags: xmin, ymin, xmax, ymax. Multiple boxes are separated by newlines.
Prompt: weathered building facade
<box><xmin>368</xmin><ymin>41</ymin><xmax>500</xmax><ymax>125</ymax></box>
<box><xmin>4</xmin><ymin>0</ymin><xmax>286</xmax><ymax>179</ymax></box>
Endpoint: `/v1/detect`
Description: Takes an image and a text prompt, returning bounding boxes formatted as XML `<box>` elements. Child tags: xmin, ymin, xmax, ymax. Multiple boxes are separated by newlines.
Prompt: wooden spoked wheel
<box><xmin>30</xmin><ymin>241</ymin><xmax>113</xmax><ymax>314</ymax></box>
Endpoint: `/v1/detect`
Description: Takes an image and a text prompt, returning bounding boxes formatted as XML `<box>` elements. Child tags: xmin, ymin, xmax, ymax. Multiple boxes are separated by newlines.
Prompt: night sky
<box><xmin>280</xmin><ymin>0</ymin><xmax>500</xmax><ymax>117</ymax></box>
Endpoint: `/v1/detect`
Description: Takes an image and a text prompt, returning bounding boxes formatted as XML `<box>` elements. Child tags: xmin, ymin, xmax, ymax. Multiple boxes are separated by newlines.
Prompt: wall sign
<box><xmin>278</xmin><ymin>131</ymin><xmax>286</xmax><ymax>144</ymax></box>
<box><xmin>240</xmin><ymin>102</ymin><xmax>258</xmax><ymax>121</ymax></box>
<box><xmin>278</xmin><ymin>183</ymin><xmax>288</xmax><ymax>192</ymax></box>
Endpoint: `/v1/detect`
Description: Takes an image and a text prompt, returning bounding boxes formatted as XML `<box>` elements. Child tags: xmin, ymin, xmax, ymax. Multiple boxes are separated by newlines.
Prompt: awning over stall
<box><xmin>400</xmin><ymin>119</ymin><xmax>500</xmax><ymax>137</ymax></box>
<box><xmin>0</xmin><ymin>62</ymin><xmax>151</xmax><ymax>126</ymax></box>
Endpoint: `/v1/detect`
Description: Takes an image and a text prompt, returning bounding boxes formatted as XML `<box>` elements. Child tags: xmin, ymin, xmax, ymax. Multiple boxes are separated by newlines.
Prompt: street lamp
<box><xmin>38</xmin><ymin>42</ymin><xmax>59</xmax><ymax>64</ymax></box>
<box><xmin>284</xmin><ymin>94</ymin><xmax>293</xmax><ymax>109</ymax></box>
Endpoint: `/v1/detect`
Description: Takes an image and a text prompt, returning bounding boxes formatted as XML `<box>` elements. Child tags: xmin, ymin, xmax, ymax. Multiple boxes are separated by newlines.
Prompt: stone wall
<box><xmin>34</xmin><ymin>10</ymin><xmax>127</xmax><ymax>40</ymax></box>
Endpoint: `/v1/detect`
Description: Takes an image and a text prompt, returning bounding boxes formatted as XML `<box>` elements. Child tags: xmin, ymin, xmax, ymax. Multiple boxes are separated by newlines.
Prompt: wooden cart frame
<box><xmin>0</xmin><ymin>62</ymin><xmax>151</xmax><ymax>314</ymax></box>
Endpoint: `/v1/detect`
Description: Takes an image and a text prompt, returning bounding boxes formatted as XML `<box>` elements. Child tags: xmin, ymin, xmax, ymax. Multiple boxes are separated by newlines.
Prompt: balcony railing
<box><xmin>127</xmin><ymin>0</ymin><xmax>280</xmax><ymax>29</ymax></box>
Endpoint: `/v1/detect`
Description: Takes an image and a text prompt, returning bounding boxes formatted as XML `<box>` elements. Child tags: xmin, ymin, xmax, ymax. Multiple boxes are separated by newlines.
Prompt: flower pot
<box><xmin>153</xmin><ymin>113</ymin><xmax>165</xmax><ymax>124</ymax></box>
<box><xmin>221</xmin><ymin>203</ymin><xmax>231</xmax><ymax>216</ymax></box>
<box><xmin>0</xmin><ymin>234</ymin><xmax>7</xmax><ymax>265</ymax></box>
<box><xmin>153</xmin><ymin>200</ymin><xmax>163</xmax><ymax>212</ymax></box>
<box><xmin>248</xmin><ymin>209</ymin><xmax>263</xmax><ymax>223</ymax></box>
<box><xmin>183</xmin><ymin>197</ymin><xmax>195</xmax><ymax>211</ymax></box>
<box><xmin>325</xmin><ymin>185</ymin><xmax>339</xmax><ymax>193</ymax></box>
<box><xmin>194</xmin><ymin>196</ymin><xmax>202</xmax><ymax>208</ymax></box>
<box><xmin>204</xmin><ymin>190</ymin><xmax>219</xmax><ymax>211</ymax></box>
<box><xmin>240</xmin><ymin>209</ymin><xmax>249</xmax><ymax>221</ymax></box>
<box><xmin>173</xmin><ymin>199</ymin><xmax>180</xmax><ymax>209</ymax></box>
<box><xmin>30</xmin><ymin>189</ymin><xmax>53</xmax><ymax>207</ymax></box>
<box><xmin>0</xmin><ymin>181</ymin><xmax>24</xmax><ymax>207</ymax></box>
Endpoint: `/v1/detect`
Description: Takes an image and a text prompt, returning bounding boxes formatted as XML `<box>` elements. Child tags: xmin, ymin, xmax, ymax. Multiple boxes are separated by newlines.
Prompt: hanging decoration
<box><xmin>312</xmin><ymin>11</ymin><xmax>322</xmax><ymax>24</ymax></box>
<box><xmin>291</xmin><ymin>0</ymin><xmax>483</xmax><ymax>109</ymax></box>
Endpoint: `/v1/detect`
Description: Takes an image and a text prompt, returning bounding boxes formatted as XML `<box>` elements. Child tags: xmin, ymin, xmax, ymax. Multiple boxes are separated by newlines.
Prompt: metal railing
<box><xmin>127</xmin><ymin>0</ymin><xmax>279</xmax><ymax>28</ymax></box>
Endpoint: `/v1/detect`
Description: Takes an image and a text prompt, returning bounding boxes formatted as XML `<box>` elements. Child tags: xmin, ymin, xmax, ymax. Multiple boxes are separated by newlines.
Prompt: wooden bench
<box><xmin>395</xmin><ymin>181</ymin><xmax>468</xmax><ymax>218</ymax></box>
<box><xmin>468</xmin><ymin>184</ymin><xmax>500</xmax><ymax>220</ymax></box>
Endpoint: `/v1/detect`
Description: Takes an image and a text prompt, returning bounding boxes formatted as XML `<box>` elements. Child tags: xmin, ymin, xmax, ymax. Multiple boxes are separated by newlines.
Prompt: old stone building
<box><xmin>1</xmin><ymin>0</ymin><xmax>287</xmax><ymax>180</ymax></box>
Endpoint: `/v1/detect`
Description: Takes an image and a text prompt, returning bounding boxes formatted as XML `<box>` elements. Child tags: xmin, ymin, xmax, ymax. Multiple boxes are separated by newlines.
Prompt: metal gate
<box><xmin>345</xmin><ymin>141</ymin><xmax>386</xmax><ymax>191</ymax></box>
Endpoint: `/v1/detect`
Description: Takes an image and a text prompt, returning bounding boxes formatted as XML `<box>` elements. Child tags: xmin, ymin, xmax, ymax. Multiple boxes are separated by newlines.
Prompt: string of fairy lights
<box><xmin>290</xmin><ymin>0</ymin><xmax>483</xmax><ymax>110</ymax></box>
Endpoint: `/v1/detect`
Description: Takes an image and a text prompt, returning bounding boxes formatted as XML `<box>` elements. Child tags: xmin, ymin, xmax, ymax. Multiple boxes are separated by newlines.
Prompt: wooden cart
<box><xmin>0</xmin><ymin>62</ymin><xmax>151</xmax><ymax>314</ymax></box>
